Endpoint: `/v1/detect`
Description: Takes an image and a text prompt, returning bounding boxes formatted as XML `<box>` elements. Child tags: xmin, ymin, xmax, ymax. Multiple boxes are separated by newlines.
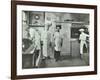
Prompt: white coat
<box><xmin>54</xmin><ymin>31</ymin><xmax>62</xmax><ymax>51</ymax></box>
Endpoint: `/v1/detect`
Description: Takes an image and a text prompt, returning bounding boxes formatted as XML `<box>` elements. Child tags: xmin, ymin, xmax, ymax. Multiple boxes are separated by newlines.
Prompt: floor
<box><xmin>22</xmin><ymin>53</ymin><xmax>89</xmax><ymax>69</ymax></box>
<box><xmin>39</xmin><ymin>54</ymin><xmax>89</xmax><ymax>68</ymax></box>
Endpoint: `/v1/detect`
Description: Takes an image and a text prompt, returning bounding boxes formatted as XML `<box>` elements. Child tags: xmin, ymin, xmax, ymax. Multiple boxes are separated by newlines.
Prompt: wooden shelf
<box><xmin>55</xmin><ymin>21</ymin><xmax>84</xmax><ymax>24</ymax></box>
<box><xmin>29</xmin><ymin>24</ymin><xmax>44</xmax><ymax>27</ymax></box>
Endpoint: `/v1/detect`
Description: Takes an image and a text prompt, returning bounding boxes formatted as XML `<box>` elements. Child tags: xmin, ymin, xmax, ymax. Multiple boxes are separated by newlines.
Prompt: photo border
<box><xmin>11</xmin><ymin>1</ymin><xmax>97</xmax><ymax>80</ymax></box>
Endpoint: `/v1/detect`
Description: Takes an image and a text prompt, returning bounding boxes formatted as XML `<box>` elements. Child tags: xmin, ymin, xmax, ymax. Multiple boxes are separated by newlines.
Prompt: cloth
<box><xmin>29</xmin><ymin>28</ymin><xmax>41</xmax><ymax>50</ymax></box>
<box><xmin>54</xmin><ymin>31</ymin><xmax>62</xmax><ymax>51</ymax></box>
<box><xmin>33</xmin><ymin>50</ymin><xmax>39</xmax><ymax>67</ymax></box>
<box><xmin>34</xmin><ymin>31</ymin><xmax>41</xmax><ymax>50</ymax></box>
<box><xmin>54</xmin><ymin>50</ymin><xmax>60</xmax><ymax>61</ymax></box>
<box><xmin>79</xmin><ymin>32</ymin><xmax>89</xmax><ymax>54</ymax></box>
<box><xmin>29</xmin><ymin>27</ymin><xmax>35</xmax><ymax>41</ymax></box>
<box><xmin>29</xmin><ymin>28</ymin><xmax>41</xmax><ymax>67</ymax></box>
<box><xmin>80</xmin><ymin>41</ymin><xmax>87</xmax><ymax>54</ymax></box>
<box><xmin>42</xmin><ymin>30</ymin><xmax>51</xmax><ymax>57</ymax></box>
<box><xmin>79</xmin><ymin>32</ymin><xmax>89</xmax><ymax>41</ymax></box>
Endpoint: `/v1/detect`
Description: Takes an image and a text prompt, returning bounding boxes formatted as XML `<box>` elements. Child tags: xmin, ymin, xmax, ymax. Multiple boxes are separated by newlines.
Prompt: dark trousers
<box><xmin>54</xmin><ymin>50</ymin><xmax>60</xmax><ymax>61</ymax></box>
<box><xmin>34</xmin><ymin>50</ymin><xmax>39</xmax><ymax>67</ymax></box>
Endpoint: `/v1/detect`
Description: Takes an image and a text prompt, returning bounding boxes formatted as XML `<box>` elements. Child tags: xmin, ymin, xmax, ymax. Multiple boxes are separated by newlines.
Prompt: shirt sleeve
<box><xmin>86</xmin><ymin>34</ymin><xmax>89</xmax><ymax>37</ymax></box>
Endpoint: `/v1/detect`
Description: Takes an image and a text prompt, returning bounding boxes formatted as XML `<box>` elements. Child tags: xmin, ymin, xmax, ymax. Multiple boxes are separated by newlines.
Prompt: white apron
<box><xmin>79</xmin><ymin>32</ymin><xmax>89</xmax><ymax>54</ymax></box>
<box><xmin>54</xmin><ymin>32</ymin><xmax>62</xmax><ymax>51</ymax></box>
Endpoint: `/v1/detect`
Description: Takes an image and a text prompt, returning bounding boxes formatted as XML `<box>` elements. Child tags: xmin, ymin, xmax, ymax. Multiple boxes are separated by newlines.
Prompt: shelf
<box><xmin>29</xmin><ymin>24</ymin><xmax>44</xmax><ymax>27</ymax></box>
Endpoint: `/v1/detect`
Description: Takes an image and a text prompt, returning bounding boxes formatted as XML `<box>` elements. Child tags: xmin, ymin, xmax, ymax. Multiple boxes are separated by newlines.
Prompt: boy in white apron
<box><xmin>79</xmin><ymin>28</ymin><xmax>89</xmax><ymax>59</ymax></box>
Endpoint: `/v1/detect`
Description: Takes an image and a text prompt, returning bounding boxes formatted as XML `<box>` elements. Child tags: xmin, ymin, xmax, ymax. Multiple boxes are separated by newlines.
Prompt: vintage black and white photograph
<box><xmin>13</xmin><ymin>2</ymin><xmax>97</xmax><ymax>79</ymax></box>
<box><xmin>22</xmin><ymin>11</ymin><xmax>90</xmax><ymax>69</ymax></box>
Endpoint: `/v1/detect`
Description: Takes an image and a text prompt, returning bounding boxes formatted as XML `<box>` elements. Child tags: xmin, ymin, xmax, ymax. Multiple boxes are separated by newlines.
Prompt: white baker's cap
<box><xmin>79</xmin><ymin>29</ymin><xmax>84</xmax><ymax>32</ymax></box>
